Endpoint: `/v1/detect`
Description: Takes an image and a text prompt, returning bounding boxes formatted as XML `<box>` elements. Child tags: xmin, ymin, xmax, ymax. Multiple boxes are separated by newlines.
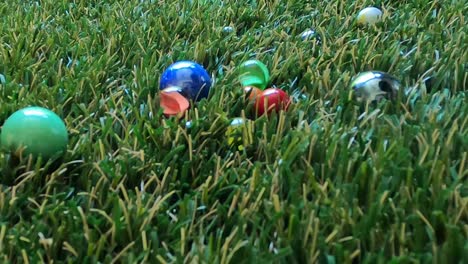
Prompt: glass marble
<box><xmin>222</xmin><ymin>26</ymin><xmax>234</xmax><ymax>33</ymax></box>
<box><xmin>238</xmin><ymin>60</ymin><xmax>270</xmax><ymax>90</ymax></box>
<box><xmin>255</xmin><ymin>88</ymin><xmax>291</xmax><ymax>116</ymax></box>
<box><xmin>350</xmin><ymin>71</ymin><xmax>400</xmax><ymax>102</ymax></box>
<box><xmin>226</xmin><ymin>117</ymin><xmax>246</xmax><ymax>151</ymax></box>
<box><xmin>160</xmin><ymin>61</ymin><xmax>212</xmax><ymax>102</ymax></box>
<box><xmin>160</xmin><ymin>86</ymin><xmax>190</xmax><ymax>117</ymax></box>
<box><xmin>301</xmin><ymin>29</ymin><xmax>321</xmax><ymax>44</ymax></box>
<box><xmin>244</xmin><ymin>86</ymin><xmax>262</xmax><ymax>102</ymax></box>
<box><xmin>357</xmin><ymin>7</ymin><xmax>383</xmax><ymax>25</ymax></box>
<box><xmin>1</xmin><ymin>106</ymin><xmax>68</xmax><ymax>160</ymax></box>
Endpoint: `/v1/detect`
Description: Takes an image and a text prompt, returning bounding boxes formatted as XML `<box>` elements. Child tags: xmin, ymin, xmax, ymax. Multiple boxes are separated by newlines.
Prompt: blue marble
<box><xmin>159</xmin><ymin>61</ymin><xmax>212</xmax><ymax>101</ymax></box>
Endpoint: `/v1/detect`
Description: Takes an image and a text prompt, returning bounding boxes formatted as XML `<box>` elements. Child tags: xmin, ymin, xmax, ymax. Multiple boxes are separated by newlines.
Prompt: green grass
<box><xmin>0</xmin><ymin>0</ymin><xmax>467</xmax><ymax>263</ymax></box>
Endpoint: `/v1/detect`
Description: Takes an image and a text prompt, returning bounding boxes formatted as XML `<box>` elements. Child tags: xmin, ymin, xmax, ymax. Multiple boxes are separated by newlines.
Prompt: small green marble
<box><xmin>238</xmin><ymin>60</ymin><xmax>270</xmax><ymax>90</ymax></box>
<box><xmin>1</xmin><ymin>106</ymin><xmax>68</xmax><ymax>160</ymax></box>
<box><xmin>226</xmin><ymin>117</ymin><xmax>246</xmax><ymax>151</ymax></box>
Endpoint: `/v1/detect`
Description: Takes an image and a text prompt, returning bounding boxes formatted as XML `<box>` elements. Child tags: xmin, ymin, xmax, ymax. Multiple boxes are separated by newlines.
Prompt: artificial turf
<box><xmin>0</xmin><ymin>0</ymin><xmax>466</xmax><ymax>263</ymax></box>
